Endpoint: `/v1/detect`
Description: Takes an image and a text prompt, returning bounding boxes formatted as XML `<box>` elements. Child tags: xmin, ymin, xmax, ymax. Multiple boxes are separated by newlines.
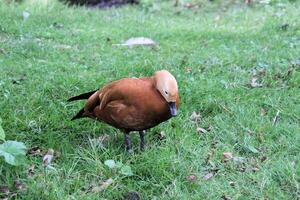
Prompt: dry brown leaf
<box><xmin>50</xmin><ymin>22</ymin><xmax>64</xmax><ymax>29</ymax></box>
<box><xmin>157</xmin><ymin>131</ymin><xmax>166</xmax><ymax>140</ymax></box>
<box><xmin>89</xmin><ymin>178</ymin><xmax>113</xmax><ymax>193</ymax></box>
<box><xmin>260</xmin><ymin>156</ymin><xmax>267</xmax><ymax>162</ymax></box>
<box><xmin>114</xmin><ymin>37</ymin><xmax>157</xmax><ymax>47</ymax></box>
<box><xmin>0</xmin><ymin>186</ymin><xmax>9</xmax><ymax>195</ymax></box>
<box><xmin>214</xmin><ymin>15</ymin><xmax>221</xmax><ymax>21</ymax></box>
<box><xmin>43</xmin><ymin>149</ymin><xmax>54</xmax><ymax>167</ymax></box>
<box><xmin>98</xmin><ymin>134</ymin><xmax>110</xmax><ymax>143</ymax></box>
<box><xmin>14</xmin><ymin>180</ymin><xmax>26</xmax><ymax>191</ymax></box>
<box><xmin>252</xmin><ymin>167</ymin><xmax>259</xmax><ymax>172</ymax></box>
<box><xmin>185</xmin><ymin>67</ymin><xmax>192</xmax><ymax>73</ymax></box>
<box><xmin>27</xmin><ymin>165</ymin><xmax>35</xmax><ymax>178</ymax></box>
<box><xmin>190</xmin><ymin>111</ymin><xmax>201</xmax><ymax>122</ymax></box>
<box><xmin>223</xmin><ymin>152</ymin><xmax>233</xmax><ymax>160</ymax></box>
<box><xmin>250</xmin><ymin>77</ymin><xmax>263</xmax><ymax>88</ymax></box>
<box><xmin>184</xmin><ymin>3</ymin><xmax>198</xmax><ymax>9</ymax></box>
<box><xmin>221</xmin><ymin>195</ymin><xmax>232</xmax><ymax>200</ymax></box>
<box><xmin>27</xmin><ymin>146</ymin><xmax>42</xmax><ymax>156</ymax></box>
<box><xmin>196</xmin><ymin>127</ymin><xmax>207</xmax><ymax>135</ymax></box>
<box><xmin>54</xmin><ymin>44</ymin><xmax>72</xmax><ymax>50</ymax></box>
<box><xmin>124</xmin><ymin>191</ymin><xmax>141</xmax><ymax>200</ymax></box>
<box><xmin>203</xmin><ymin>172</ymin><xmax>215</xmax><ymax>180</ymax></box>
<box><xmin>187</xmin><ymin>174</ymin><xmax>198</xmax><ymax>182</ymax></box>
<box><xmin>260</xmin><ymin>108</ymin><xmax>267</xmax><ymax>116</ymax></box>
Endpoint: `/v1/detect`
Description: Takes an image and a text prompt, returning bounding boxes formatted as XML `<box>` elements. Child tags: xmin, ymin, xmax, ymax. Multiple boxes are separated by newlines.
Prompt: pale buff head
<box><xmin>154</xmin><ymin>70</ymin><xmax>179</xmax><ymax>116</ymax></box>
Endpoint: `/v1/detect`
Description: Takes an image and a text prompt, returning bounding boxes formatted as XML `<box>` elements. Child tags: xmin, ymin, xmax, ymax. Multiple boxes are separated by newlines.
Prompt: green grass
<box><xmin>1</xmin><ymin>0</ymin><xmax>300</xmax><ymax>199</ymax></box>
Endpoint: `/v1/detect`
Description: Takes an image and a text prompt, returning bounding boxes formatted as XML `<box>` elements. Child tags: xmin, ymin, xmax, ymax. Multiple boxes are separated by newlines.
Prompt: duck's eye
<box><xmin>164</xmin><ymin>91</ymin><xmax>168</xmax><ymax>94</ymax></box>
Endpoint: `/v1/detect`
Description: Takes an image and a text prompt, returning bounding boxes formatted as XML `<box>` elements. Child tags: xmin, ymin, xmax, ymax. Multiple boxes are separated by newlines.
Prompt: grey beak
<box><xmin>169</xmin><ymin>102</ymin><xmax>177</xmax><ymax>117</ymax></box>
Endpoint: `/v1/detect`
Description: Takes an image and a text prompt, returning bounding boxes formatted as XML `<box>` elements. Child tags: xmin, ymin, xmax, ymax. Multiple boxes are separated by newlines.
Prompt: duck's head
<box><xmin>154</xmin><ymin>70</ymin><xmax>179</xmax><ymax>117</ymax></box>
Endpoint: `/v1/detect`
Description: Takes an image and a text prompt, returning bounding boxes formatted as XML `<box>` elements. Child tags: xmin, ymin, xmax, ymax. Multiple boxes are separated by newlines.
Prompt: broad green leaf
<box><xmin>120</xmin><ymin>165</ymin><xmax>133</xmax><ymax>176</ymax></box>
<box><xmin>115</xmin><ymin>161</ymin><xmax>123</xmax><ymax>169</ymax></box>
<box><xmin>0</xmin><ymin>141</ymin><xmax>27</xmax><ymax>166</ymax></box>
<box><xmin>104</xmin><ymin>160</ymin><xmax>116</xmax><ymax>169</ymax></box>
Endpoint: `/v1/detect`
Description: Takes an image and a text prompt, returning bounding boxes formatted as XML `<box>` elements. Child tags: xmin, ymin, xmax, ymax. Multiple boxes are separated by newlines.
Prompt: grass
<box><xmin>1</xmin><ymin>0</ymin><xmax>300</xmax><ymax>199</ymax></box>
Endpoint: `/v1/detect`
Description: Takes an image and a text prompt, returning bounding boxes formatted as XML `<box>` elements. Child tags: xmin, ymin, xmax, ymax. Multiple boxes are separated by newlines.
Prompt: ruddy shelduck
<box><xmin>68</xmin><ymin>70</ymin><xmax>180</xmax><ymax>152</ymax></box>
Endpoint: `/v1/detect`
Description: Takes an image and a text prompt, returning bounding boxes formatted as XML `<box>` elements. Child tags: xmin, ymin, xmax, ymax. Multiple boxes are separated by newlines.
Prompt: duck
<box><xmin>68</xmin><ymin>70</ymin><xmax>180</xmax><ymax>152</ymax></box>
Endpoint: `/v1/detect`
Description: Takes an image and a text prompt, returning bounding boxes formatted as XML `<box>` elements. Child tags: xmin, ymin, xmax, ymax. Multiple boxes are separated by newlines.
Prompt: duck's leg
<box><xmin>124</xmin><ymin>132</ymin><xmax>133</xmax><ymax>153</ymax></box>
<box><xmin>139</xmin><ymin>130</ymin><xmax>146</xmax><ymax>151</ymax></box>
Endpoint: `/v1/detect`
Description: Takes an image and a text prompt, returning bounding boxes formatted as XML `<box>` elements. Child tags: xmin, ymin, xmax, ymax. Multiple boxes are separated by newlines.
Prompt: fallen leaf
<box><xmin>54</xmin><ymin>44</ymin><xmax>72</xmax><ymax>50</ymax></box>
<box><xmin>11</xmin><ymin>75</ymin><xmax>27</xmax><ymax>85</ymax></box>
<box><xmin>260</xmin><ymin>108</ymin><xmax>267</xmax><ymax>116</ymax></box>
<box><xmin>286</xmin><ymin>67</ymin><xmax>294</xmax><ymax>76</ymax></box>
<box><xmin>187</xmin><ymin>174</ymin><xmax>198</xmax><ymax>182</ymax></box>
<box><xmin>124</xmin><ymin>191</ymin><xmax>141</xmax><ymax>200</ymax></box>
<box><xmin>157</xmin><ymin>131</ymin><xmax>166</xmax><ymax>140</ymax></box>
<box><xmin>214</xmin><ymin>15</ymin><xmax>221</xmax><ymax>21</ymax></box>
<box><xmin>27</xmin><ymin>146</ymin><xmax>42</xmax><ymax>156</ymax></box>
<box><xmin>252</xmin><ymin>167</ymin><xmax>259</xmax><ymax>172</ymax></box>
<box><xmin>98</xmin><ymin>134</ymin><xmax>110</xmax><ymax>143</ymax></box>
<box><xmin>50</xmin><ymin>22</ymin><xmax>64</xmax><ymax>29</ymax></box>
<box><xmin>0</xmin><ymin>186</ymin><xmax>9</xmax><ymax>196</ymax></box>
<box><xmin>233</xmin><ymin>156</ymin><xmax>244</xmax><ymax>163</ymax></box>
<box><xmin>250</xmin><ymin>77</ymin><xmax>263</xmax><ymax>88</ymax></box>
<box><xmin>190</xmin><ymin>111</ymin><xmax>201</xmax><ymax>122</ymax></box>
<box><xmin>185</xmin><ymin>67</ymin><xmax>192</xmax><ymax>73</ymax></box>
<box><xmin>43</xmin><ymin>149</ymin><xmax>54</xmax><ymax>167</ymax></box>
<box><xmin>221</xmin><ymin>195</ymin><xmax>232</xmax><ymax>200</ymax></box>
<box><xmin>280</xmin><ymin>23</ymin><xmax>289</xmax><ymax>31</ymax></box>
<box><xmin>223</xmin><ymin>152</ymin><xmax>233</xmax><ymax>160</ymax></box>
<box><xmin>22</xmin><ymin>11</ymin><xmax>30</xmax><ymax>21</ymax></box>
<box><xmin>260</xmin><ymin>156</ymin><xmax>267</xmax><ymax>162</ymax></box>
<box><xmin>14</xmin><ymin>180</ymin><xmax>26</xmax><ymax>191</ymax></box>
<box><xmin>114</xmin><ymin>37</ymin><xmax>157</xmax><ymax>47</ymax></box>
<box><xmin>207</xmin><ymin>125</ymin><xmax>213</xmax><ymax>131</ymax></box>
<box><xmin>184</xmin><ymin>3</ymin><xmax>198</xmax><ymax>9</ymax></box>
<box><xmin>196</xmin><ymin>127</ymin><xmax>207</xmax><ymax>135</ymax></box>
<box><xmin>27</xmin><ymin>165</ymin><xmax>35</xmax><ymax>178</ymax></box>
<box><xmin>10</xmin><ymin>192</ymin><xmax>17</xmax><ymax>198</ymax></box>
<box><xmin>89</xmin><ymin>178</ymin><xmax>113</xmax><ymax>193</ymax></box>
<box><xmin>203</xmin><ymin>172</ymin><xmax>215</xmax><ymax>180</ymax></box>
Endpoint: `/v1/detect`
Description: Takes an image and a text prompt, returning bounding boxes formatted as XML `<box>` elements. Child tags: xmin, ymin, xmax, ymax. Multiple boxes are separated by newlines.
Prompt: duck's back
<box><xmin>84</xmin><ymin>77</ymin><xmax>174</xmax><ymax>131</ymax></box>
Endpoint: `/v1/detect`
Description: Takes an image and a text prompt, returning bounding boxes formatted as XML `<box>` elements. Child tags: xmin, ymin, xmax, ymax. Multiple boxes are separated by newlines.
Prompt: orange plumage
<box><xmin>68</xmin><ymin>70</ymin><xmax>180</xmax><ymax>152</ymax></box>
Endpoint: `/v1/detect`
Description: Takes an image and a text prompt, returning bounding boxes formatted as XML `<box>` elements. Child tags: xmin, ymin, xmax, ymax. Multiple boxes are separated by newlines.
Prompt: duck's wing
<box><xmin>70</xmin><ymin>77</ymin><xmax>154</xmax><ymax>124</ymax></box>
<box><xmin>79</xmin><ymin>78</ymin><xmax>135</xmax><ymax>115</ymax></box>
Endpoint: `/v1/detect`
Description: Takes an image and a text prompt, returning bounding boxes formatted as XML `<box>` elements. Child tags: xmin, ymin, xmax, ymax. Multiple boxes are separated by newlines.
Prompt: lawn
<box><xmin>1</xmin><ymin>0</ymin><xmax>300</xmax><ymax>199</ymax></box>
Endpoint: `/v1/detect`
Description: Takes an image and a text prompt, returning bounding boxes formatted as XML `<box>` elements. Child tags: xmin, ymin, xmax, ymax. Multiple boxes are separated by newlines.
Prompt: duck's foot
<box><xmin>124</xmin><ymin>132</ymin><xmax>133</xmax><ymax>153</ymax></box>
<box><xmin>139</xmin><ymin>130</ymin><xmax>146</xmax><ymax>151</ymax></box>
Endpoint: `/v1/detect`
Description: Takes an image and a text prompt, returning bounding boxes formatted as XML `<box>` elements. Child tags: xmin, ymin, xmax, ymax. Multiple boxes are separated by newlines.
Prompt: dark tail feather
<box><xmin>67</xmin><ymin>90</ymin><xmax>97</xmax><ymax>102</ymax></box>
<box><xmin>71</xmin><ymin>108</ymin><xmax>85</xmax><ymax>121</ymax></box>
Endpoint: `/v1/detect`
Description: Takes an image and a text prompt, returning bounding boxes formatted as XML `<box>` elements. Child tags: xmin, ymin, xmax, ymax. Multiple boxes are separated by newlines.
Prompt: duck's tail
<box><xmin>67</xmin><ymin>90</ymin><xmax>97</xmax><ymax>102</ymax></box>
<box><xmin>68</xmin><ymin>89</ymin><xmax>97</xmax><ymax>121</ymax></box>
<box><xmin>71</xmin><ymin>108</ymin><xmax>85</xmax><ymax>121</ymax></box>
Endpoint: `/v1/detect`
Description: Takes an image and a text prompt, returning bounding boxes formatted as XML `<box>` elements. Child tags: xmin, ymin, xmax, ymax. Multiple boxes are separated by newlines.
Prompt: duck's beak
<box><xmin>169</xmin><ymin>102</ymin><xmax>177</xmax><ymax>117</ymax></box>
